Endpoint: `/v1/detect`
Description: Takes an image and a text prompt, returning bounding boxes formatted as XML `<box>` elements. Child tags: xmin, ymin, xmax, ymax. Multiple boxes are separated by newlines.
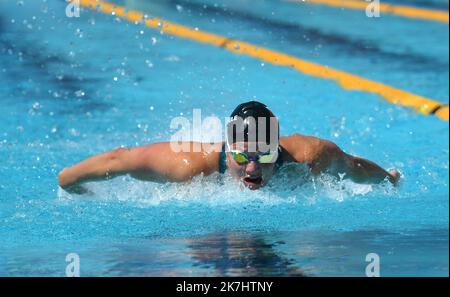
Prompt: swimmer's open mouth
<box><xmin>242</xmin><ymin>176</ymin><xmax>263</xmax><ymax>188</ymax></box>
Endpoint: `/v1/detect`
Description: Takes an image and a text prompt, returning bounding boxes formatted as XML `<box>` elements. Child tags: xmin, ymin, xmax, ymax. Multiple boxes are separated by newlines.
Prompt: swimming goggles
<box><xmin>229</xmin><ymin>147</ymin><xmax>279</xmax><ymax>165</ymax></box>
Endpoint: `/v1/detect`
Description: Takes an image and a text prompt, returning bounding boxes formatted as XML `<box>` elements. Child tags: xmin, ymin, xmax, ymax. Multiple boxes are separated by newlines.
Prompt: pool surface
<box><xmin>0</xmin><ymin>0</ymin><xmax>448</xmax><ymax>276</ymax></box>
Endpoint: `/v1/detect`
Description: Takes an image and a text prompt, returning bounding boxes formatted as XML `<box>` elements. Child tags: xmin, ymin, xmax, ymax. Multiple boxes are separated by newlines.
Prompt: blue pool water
<box><xmin>0</xmin><ymin>0</ymin><xmax>448</xmax><ymax>276</ymax></box>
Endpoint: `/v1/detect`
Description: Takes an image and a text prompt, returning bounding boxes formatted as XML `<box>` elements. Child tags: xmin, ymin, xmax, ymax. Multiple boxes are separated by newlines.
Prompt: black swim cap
<box><xmin>227</xmin><ymin>101</ymin><xmax>279</xmax><ymax>146</ymax></box>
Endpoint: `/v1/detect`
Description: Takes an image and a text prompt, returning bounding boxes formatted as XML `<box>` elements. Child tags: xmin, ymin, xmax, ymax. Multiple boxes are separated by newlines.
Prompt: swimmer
<box><xmin>58</xmin><ymin>101</ymin><xmax>401</xmax><ymax>193</ymax></box>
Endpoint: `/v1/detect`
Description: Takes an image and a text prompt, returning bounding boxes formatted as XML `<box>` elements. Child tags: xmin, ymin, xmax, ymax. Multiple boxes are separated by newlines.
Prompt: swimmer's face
<box><xmin>227</xmin><ymin>142</ymin><xmax>278</xmax><ymax>190</ymax></box>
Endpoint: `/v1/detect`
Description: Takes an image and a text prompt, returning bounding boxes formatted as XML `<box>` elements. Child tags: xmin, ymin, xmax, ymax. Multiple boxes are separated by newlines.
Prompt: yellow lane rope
<box><xmin>78</xmin><ymin>0</ymin><xmax>449</xmax><ymax>121</ymax></box>
<box><xmin>286</xmin><ymin>0</ymin><xmax>449</xmax><ymax>24</ymax></box>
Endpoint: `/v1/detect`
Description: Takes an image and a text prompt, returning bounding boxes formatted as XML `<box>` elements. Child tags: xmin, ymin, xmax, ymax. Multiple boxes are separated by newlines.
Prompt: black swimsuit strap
<box><xmin>276</xmin><ymin>145</ymin><xmax>284</xmax><ymax>167</ymax></box>
<box><xmin>219</xmin><ymin>143</ymin><xmax>227</xmax><ymax>174</ymax></box>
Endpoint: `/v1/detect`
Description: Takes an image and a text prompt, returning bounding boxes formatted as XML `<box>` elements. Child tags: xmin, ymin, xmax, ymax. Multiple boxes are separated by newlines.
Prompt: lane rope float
<box><xmin>286</xmin><ymin>0</ymin><xmax>449</xmax><ymax>24</ymax></box>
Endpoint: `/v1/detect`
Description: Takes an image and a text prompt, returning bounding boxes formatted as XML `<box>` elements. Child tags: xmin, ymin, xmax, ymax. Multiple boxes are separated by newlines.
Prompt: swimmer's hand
<box><xmin>388</xmin><ymin>169</ymin><xmax>401</xmax><ymax>185</ymax></box>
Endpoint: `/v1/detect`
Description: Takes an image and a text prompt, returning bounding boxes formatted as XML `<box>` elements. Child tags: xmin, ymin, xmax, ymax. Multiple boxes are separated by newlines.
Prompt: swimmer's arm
<box><xmin>310</xmin><ymin>141</ymin><xmax>400</xmax><ymax>184</ymax></box>
<box><xmin>58</xmin><ymin>142</ymin><xmax>218</xmax><ymax>194</ymax></box>
<box><xmin>58</xmin><ymin>147</ymin><xmax>143</xmax><ymax>194</ymax></box>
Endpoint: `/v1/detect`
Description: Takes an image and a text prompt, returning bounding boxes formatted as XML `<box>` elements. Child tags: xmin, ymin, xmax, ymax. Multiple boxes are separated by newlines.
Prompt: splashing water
<box><xmin>57</xmin><ymin>162</ymin><xmax>392</xmax><ymax>208</ymax></box>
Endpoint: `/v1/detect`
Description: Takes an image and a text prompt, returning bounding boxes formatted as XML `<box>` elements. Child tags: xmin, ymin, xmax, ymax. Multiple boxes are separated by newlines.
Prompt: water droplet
<box><xmin>69</xmin><ymin>128</ymin><xmax>80</xmax><ymax>137</ymax></box>
<box><xmin>75</xmin><ymin>90</ymin><xmax>85</xmax><ymax>97</ymax></box>
<box><xmin>75</xmin><ymin>28</ymin><xmax>83</xmax><ymax>38</ymax></box>
<box><xmin>145</xmin><ymin>60</ymin><xmax>153</xmax><ymax>68</ymax></box>
<box><xmin>32</xmin><ymin>102</ymin><xmax>40</xmax><ymax>110</ymax></box>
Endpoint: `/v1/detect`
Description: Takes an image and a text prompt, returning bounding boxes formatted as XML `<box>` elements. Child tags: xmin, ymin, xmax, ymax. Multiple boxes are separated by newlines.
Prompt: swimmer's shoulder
<box><xmin>138</xmin><ymin>141</ymin><xmax>224</xmax><ymax>175</ymax></box>
<box><xmin>198</xmin><ymin>142</ymin><xmax>224</xmax><ymax>175</ymax></box>
<box><xmin>280</xmin><ymin>133</ymin><xmax>337</xmax><ymax>164</ymax></box>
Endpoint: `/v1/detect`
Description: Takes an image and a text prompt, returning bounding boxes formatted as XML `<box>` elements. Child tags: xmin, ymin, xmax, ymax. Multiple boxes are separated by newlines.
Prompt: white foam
<box><xmin>56</xmin><ymin>163</ymin><xmax>396</xmax><ymax>207</ymax></box>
